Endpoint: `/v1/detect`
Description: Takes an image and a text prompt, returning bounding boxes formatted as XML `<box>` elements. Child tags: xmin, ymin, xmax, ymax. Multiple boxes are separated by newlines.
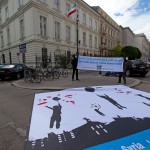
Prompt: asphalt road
<box><xmin>0</xmin><ymin>73</ymin><xmax>149</xmax><ymax>150</ymax></box>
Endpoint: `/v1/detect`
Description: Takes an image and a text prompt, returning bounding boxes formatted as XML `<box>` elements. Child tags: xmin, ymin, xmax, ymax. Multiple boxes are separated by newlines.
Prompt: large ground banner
<box><xmin>77</xmin><ymin>56</ymin><xmax>124</xmax><ymax>72</ymax></box>
<box><xmin>24</xmin><ymin>85</ymin><xmax>150</xmax><ymax>150</ymax></box>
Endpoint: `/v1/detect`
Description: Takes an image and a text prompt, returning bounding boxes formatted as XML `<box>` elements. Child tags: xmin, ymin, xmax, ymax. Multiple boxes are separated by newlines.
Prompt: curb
<box><xmin>11</xmin><ymin>78</ymin><xmax>141</xmax><ymax>90</ymax></box>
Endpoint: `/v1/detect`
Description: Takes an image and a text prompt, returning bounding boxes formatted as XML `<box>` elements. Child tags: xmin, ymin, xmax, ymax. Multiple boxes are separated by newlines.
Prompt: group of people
<box><xmin>71</xmin><ymin>54</ymin><xmax>128</xmax><ymax>84</ymax></box>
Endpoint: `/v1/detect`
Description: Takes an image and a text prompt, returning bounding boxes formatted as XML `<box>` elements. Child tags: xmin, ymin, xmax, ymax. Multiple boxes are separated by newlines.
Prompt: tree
<box><xmin>109</xmin><ymin>45</ymin><xmax>123</xmax><ymax>57</ymax></box>
<box><xmin>121</xmin><ymin>46</ymin><xmax>139</xmax><ymax>60</ymax></box>
<box><xmin>134</xmin><ymin>47</ymin><xmax>142</xmax><ymax>59</ymax></box>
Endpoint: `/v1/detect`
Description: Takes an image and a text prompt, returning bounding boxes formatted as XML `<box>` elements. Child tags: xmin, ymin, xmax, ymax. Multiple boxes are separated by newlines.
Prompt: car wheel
<box><xmin>1</xmin><ymin>77</ymin><xmax>5</xmax><ymax>81</ymax></box>
<box><xmin>16</xmin><ymin>73</ymin><xmax>21</xmax><ymax>80</ymax></box>
<box><xmin>126</xmin><ymin>70</ymin><xmax>131</xmax><ymax>77</ymax></box>
<box><xmin>140</xmin><ymin>73</ymin><xmax>146</xmax><ymax>77</ymax></box>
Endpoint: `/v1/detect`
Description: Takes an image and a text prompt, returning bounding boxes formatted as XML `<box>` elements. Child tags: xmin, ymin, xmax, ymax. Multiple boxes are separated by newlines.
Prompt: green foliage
<box><xmin>134</xmin><ymin>47</ymin><xmax>142</xmax><ymax>59</ymax></box>
<box><xmin>121</xmin><ymin>46</ymin><xmax>142</xmax><ymax>60</ymax></box>
<box><xmin>110</xmin><ymin>45</ymin><xmax>123</xmax><ymax>57</ymax></box>
<box><xmin>58</xmin><ymin>55</ymin><xmax>67</xmax><ymax>68</ymax></box>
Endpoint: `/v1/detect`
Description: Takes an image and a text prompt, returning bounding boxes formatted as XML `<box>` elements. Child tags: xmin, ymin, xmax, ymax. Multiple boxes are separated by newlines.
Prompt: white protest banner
<box><xmin>24</xmin><ymin>85</ymin><xmax>150</xmax><ymax>150</ymax></box>
<box><xmin>77</xmin><ymin>55</ymin><xmax>124</xmax><ymax>72</ymax></box>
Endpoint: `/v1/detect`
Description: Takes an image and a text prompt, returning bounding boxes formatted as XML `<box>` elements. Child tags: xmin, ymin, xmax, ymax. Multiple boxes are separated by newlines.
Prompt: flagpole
<box><xmin>76</xmin><ymin>14</ymin><xmax>79</xmax><ymax>59</ymax></box>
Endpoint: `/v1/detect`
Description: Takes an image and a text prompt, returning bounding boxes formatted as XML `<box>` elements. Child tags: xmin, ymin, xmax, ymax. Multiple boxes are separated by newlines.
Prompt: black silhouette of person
<box><xmin>46</xmin><ymin>97</ymin><xmax>62</xmax><ymax>129</ymax></box>
<box><xmin>91</xmin><ymin>104</ymin><xmax>105</xmax><ymax>116</ymax></box>
<box><xmin>97</xmin><ymin>94</ymin><xmax>126</xmax><ymax>110</ymax></box>
<box><xmin>136</xmin><ymin>94</ymin><xmax>150</xmax><ymax>100</ymax></box>
<box><xmin>136</xmin><ymin>94</ymin><xmax>150</xmax><ymax>106</ymax></box>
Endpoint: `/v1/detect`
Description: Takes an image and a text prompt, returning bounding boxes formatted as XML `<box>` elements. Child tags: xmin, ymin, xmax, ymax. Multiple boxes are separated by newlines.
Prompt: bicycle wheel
<box><xmin>53</xmin><ymin>71</ymin><xmax>60</xmax><ymax>79</ymax></box>
<box><xmin>62</xmin><ymin>69</ymin><xmax>68</xmax><ymax>78</ymax></box>
<box><xmin>44</xmin><ymin>71</ymin><xmax>54</xmax><ymax>80</ymax></box>
<box><xmin>35</xmin><ymin>73</ymin><xmax>41</xmax><ymax>83</ymax></box>
<box><xmin>24</xmin><ymin>70</ymin><xmax>32</xmax><ymax>82</ymax></box>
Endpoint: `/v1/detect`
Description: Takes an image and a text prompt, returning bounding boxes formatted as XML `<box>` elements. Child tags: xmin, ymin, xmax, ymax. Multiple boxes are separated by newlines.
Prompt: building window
<box><xmin>7</xmin><ymin>28</ymin><xmax>10</xmax><ymax>44</ymax></box>
<box><xmin>55</xmin><ymin>21</ymin><xmax>60</xmax><ymax>40</ymax></box>
<box><xmin>54</xmin><ymin>0</ymin><xmax>60</xmax><ymax>10</ymax></box>
<box><xmin>89</xmin><ymin>35</ymin><xmax>92</xmax><ymax>47</ymax></box>
<box><xmin>66</xmin><ymin>3</ymin><xmax>70</xmax><ymax>14</ymax></box>
<box><xmin>40</xmin><ymin>16</ymin><xmax>47</xmax><ymax>36</ymax></box>
<box><xmin>18</xmin><ymin>0</ymin><xmax>23</xmax><ymax>7</ymax></box>
<box><xmin>20</xmin><ymin>19</ymin><xmax>24</xmax><ymax>39</ymax></box>
<box><xmin>66</xmin><ymin>26</ymin><xmax>71</xmax><ymax>42</ymax></box>
<box><xmin>89</xmin><ymin>18</ymin><xmax>92</xmax><ymax>27</ymax></box>
<box><xmin>95</xmin><ymin>21</ymin><xmax>97</xmax><ymax>30</ymax></box>
<box><xmin>0</xmin><ymin>18</ymin><xmax>2</xmax><ymax>26</ymax></box>
<box><xmin>5</xmin><ymin>6</ymin><xmax>9</xmax><ymax>19</ymax></box>
<box><xmin>95</xmin><ymin>37</ymin><xmax>97</xmax><ymax>48</ymax></box>
<box><xmin>1</xmin><ymin>35</ymin><xmax>4</xmax><ymax>47</ymax></box>
<box><xmin>42</xmin><ymin>0</ymin><xmax>47</xmax><ymax>3</ymax></box>
<box><xmin>83</xmin><ymin>32</ymin><xmax>86</xmax><ymax>46</ymax></box>
<box><xmin>83</xmin><ymin>13</ymin><xmax>86</xmax><ymax>24</ymax></box>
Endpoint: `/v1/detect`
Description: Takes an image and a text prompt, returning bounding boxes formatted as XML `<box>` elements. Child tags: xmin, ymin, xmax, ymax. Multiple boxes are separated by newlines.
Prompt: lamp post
<box><xmin>76</xmin><ymin>14</ymin><xmax>79</xmax><ymax>59</ymax></box>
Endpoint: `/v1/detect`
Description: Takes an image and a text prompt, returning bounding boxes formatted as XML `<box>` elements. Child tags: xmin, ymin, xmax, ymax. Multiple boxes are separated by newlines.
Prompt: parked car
<box><xmin>0</xmin><ymin>64</ymin><xmax>27</xmax><ymax>80</ymax></box>
<box><xmin>125</xmin><ymin>60</ymin><xmax>149</xmax><ymax>77</ymax></box>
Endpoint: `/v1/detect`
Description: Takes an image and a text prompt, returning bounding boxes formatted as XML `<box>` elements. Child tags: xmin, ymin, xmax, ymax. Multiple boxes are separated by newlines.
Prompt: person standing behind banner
<box><xmin>118</xmin><ymin>58</ymin><xmax>128</xmax><ymax>84</ymax></box>
<box><xmin>71</xmin><ymin>54</ymin><xmax>79</xmax><ymax>81</ymax></box>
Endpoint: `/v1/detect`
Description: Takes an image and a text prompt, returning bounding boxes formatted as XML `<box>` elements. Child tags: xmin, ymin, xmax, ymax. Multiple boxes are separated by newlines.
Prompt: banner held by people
<box><xmin>77</xmin><ymin>55</ymin><xmax>124</xmax><ymax>72</ymax></box>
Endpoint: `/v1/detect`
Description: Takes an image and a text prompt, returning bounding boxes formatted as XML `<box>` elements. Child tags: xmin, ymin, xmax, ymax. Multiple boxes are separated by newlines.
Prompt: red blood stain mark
<box><xmin>43</xmin><ymin>99</ymin><xmax>47</xmax><ymax>101</ymax></box>
<box><xmin>65</xmin><ymin>95</ymin><xmax>72</xmax><ymax>97</ymax></box>
<box><xmin>70</xmin><ymin>101</ymin><xmax>75</xmax><ymax>105</ymax></box>
<box><xmin>38</xmin><ymin>102</ymin><xmax>47</xmax><ymax>105</ymax></box>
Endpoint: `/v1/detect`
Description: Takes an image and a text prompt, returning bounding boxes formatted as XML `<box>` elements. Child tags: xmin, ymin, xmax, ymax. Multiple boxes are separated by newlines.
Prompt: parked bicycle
<box><xmin>46</xmin><ymin>66</ymin><xmax>60</xmax><ymax>79</ymax></box>
<box><xmin>51</xmin><ymin>66</ymin><xmax>68</xmax><ymax>78</ymax></box>
<box><xmin>24</xmin><ymin>67</ymin><xmax>41</xmax><ymax>83</ymax></box>
<box><xmin>35</xmin><ymin>67</ymin><xmax>54</xmax><ymax>81</ymax></box>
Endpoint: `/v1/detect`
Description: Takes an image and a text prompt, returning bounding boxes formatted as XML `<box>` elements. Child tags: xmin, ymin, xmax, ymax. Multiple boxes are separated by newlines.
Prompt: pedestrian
<box><xmin>118</xmin><ymin>58</ymin><xmax>128</xmax><ymax>84</ymax></box>
<box><xmin>71</xmin><ymin>54</ymin><xmax>79</xmax><ymax>81</ymax></box>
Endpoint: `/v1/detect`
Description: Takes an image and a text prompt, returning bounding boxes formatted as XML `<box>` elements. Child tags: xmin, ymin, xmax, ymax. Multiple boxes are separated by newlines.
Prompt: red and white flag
<box><xmin>67</xmin><ymin>4</ymin><xmax>76</xmax><ymax>17</ymax></box>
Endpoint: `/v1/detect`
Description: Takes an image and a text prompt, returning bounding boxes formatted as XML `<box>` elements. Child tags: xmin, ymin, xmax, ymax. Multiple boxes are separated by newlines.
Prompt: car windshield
<box><xmin>133</xmin><ymin>60</ymin><xmax>145</xmax><ymax>65</ymax></box>
<box><xmin>1</xmin><ymin>65</ymin><xmax>15</xmax><ymax>69</ymax></box>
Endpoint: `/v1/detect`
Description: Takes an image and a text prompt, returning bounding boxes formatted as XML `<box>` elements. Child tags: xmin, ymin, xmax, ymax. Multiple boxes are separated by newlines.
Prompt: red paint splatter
<box><xmin>70</xmin><ymin>101</ymin><xmax>75</xmax><ymax>105</ymax></box>
<box><xmin>38</xmin><ymin>102</ymin><xmax>47</xmax><ymax>105</ymax></box>
<box><xmin>65</xmin><ymin>95</ymin><xmax>72</xmax><ymax>97</ymax></box>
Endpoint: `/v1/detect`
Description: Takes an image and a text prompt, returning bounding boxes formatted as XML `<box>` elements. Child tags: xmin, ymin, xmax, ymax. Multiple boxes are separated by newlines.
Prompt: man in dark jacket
<box><xmin>71</xmin><ymin>54</ymin><xmax>79</xmax><ymax>81</ymax></box>
<box><xmin>118</xmin><ymin>58</ymin><xmax>128</xmax><ymax>84</ymax></box>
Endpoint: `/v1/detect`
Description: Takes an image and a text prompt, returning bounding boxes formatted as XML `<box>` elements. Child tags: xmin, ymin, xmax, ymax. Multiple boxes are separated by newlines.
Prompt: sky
<box><xmin>84</xmin><ymin>0</ymin><xmax>150</xmax><ymax>41</ymax></box>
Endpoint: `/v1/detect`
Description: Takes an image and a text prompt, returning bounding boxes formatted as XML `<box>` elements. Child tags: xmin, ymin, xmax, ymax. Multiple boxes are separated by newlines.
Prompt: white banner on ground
<box><xmin>77</xmin><ymin>55</ymin><xmax>124</xmax><ymax>72</ymax></box>
<box><xmin>24</xmin><ymin>85</ymin><xmax>150</xmax><ymax>150</ymax></box>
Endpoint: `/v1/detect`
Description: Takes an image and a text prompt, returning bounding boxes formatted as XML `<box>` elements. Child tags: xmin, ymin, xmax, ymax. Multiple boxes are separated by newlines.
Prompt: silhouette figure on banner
<box><xmin>136</xmin><ymin>94</ymin><xmax>150</xmax><ymax>100</ymax></box>
<box><xmin>91</xmin><ymin>103</ymin><xmax>105</xmax><ymax>116</ymax></box>
<box><xmin>45</xmin><ymin>97</ymin><xmax>62</xmax><ymax>129</ymax></box>
<box><xmin>97</xmin><ymin>94</ymin><xmax>127</xmax><ymax>110</ymax></box>
<box><xmin>136</xmin><ymin>94</ymin><xmax>150</xmax><ymax>107</ymax></box>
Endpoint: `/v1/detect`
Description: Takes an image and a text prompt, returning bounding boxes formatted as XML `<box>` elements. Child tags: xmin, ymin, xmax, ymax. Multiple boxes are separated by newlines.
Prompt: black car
<box><xmin>126</xmin><ymin>60</ymin><xmax>149</xmax><ymax>77</ymax></box>
<box><xmin>0</xmin><ymin>64</ymin><xmax>27</xmax><ymax>80</ymax></box>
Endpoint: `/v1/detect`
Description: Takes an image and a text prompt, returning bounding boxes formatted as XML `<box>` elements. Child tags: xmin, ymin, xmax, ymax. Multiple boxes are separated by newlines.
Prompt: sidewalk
<box><xmin>12</xmin><ymin>71</ymin><xmax>141</xmax><ymax>90</ymax></box>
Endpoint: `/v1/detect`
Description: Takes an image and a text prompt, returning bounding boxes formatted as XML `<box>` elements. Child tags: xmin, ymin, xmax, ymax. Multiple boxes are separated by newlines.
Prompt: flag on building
<box><xmin>67</xmin><ymin>4</ymin><xmax>76</xmax><ymax>17</ymax></box>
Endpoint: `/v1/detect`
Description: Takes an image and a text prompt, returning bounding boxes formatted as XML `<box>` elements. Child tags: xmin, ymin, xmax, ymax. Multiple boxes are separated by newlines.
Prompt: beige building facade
<box><xmin>134</xmin><ymin>33</ymin><xmax>149</xmax><ymax>61</ymax></box>
<box><xmin>0</xmin><ymin>0</ymin><xmax>101</xmax><ymax>66</ymax></box>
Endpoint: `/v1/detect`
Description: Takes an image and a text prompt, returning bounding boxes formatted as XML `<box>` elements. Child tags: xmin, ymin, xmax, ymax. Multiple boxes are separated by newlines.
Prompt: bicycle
<box><xmin>24</xmin><ymin>68</ymin><xmax>41</xmax><ymax>83</ymax></box>
<box><xmin>52</xmin><ymin>66</ymin><xmax>68</xmax><ymax>78</ymax></box>
<box><xmin>36</xmin><ymin>67</ymin><xmax>54</xmax><ymax>81</ymax></box>
<box><xmin>46</xmin><ymin>66</ymin><xmax>60</xmax><ymax>79</ymax></box>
